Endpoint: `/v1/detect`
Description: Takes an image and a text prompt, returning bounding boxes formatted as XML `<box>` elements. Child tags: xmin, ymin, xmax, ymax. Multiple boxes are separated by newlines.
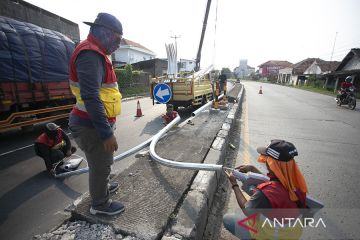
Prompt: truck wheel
<box><xmin>201</xmin><ymin>96</ymin><xmax>208</xmax><ymax>105</ymax></box>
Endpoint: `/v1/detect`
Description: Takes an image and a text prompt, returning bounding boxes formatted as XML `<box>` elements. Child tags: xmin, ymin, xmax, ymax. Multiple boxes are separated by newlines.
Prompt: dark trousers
<box><xmin>35</xmin><ymin>143</ymin><xmax>65</xmax><ymax>171</ymax></box>
<box><xmin>223</xmin><ymin>213</ymin><xmax>252</xmax><ymax>240</ymax></box>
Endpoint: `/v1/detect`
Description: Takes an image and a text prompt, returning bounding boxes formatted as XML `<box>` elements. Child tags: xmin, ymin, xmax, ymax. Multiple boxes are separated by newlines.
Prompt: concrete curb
<box><xmin>121</xmin><ymin>95</ymin><xmax>148</xmax><ymax>102</ymax></box>
<box><xmin>162</xmin><ymin>85</ymin><xmax>244</xmax><ymax>240</ymax></box>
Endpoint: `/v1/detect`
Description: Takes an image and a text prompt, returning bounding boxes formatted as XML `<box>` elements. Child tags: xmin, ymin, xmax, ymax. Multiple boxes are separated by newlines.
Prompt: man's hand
<box><xmin>224</xmin><ymin>170</ymin><xmax>238</xmax><ymax>186</ymax></box>
<box><xmin>235</xmin><ymin>165</ymin><xmax>254</xmax><ymax>173</ymax></box>
<box><xmin>65</xmin><ymin>150</ymin><xmax>72</xmax><ymax>157</ymax></box>
<box><xmin>236</xmin><ymin>164</ymin><xmax>262</xmax><ymax>174</ymax></box>
<box><xmin>103</xmin><ymin>135</ymin><xmax>118</xmax><ymax>153</ymax></box>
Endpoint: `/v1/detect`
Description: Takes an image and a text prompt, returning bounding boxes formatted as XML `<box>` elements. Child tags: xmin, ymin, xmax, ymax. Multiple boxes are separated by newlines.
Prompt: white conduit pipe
<box><xmin>55</xmin><ymin>136</ymin><xmax>155</xmax><ymax>178</ymax></box>
<box><xmin>57</xmin><ymin>94</ymin><xmax>229</xmax><ymax>178</ymax></box>
<box><xmin>149</xmin><ymin>115</ymin><xmax>223</xmax><ymax>172</ymax></box>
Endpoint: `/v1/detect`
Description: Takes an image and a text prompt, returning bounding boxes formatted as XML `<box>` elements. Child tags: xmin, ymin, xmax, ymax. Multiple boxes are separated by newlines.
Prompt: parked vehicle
<box><xmin>0</xmin><ymin>16</ymin><xmax>76</xmax><ymax>131</ymax></box>
<box><xmin>150</xmin><ymin>70</ymin><xmax>214</xmax><ymax>110</ymax></box>
<box><xmin>150</xmin><ymin>0</ymin><xmax>214</xmax><ymax>110</ymax></box>
<box><xmin>336</xmin><ymin>87</ymin><xmax>356</xmax><ymax>110</ymax></box>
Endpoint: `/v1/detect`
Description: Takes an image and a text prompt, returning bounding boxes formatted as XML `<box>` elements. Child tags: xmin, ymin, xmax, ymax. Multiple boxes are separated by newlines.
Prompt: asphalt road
<box><xmin>0</xmin><ymin>97</ymin><xmax>195</xmax><ymax>240</ymax></box>
<box><xmin>225</xmin><ymin>81</ymin><xmax>360</xmax><ymax>239</ymax></box>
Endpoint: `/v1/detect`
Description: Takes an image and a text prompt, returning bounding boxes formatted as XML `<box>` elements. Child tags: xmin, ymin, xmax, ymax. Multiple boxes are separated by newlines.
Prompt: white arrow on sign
<box><xmin>156</xmin><ymin>87</ymin><xmax>170</xmax><ymax>100</ymax></box>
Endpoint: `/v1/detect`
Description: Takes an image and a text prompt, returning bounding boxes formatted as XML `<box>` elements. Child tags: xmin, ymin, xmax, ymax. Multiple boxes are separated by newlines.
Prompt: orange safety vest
<box><xmin>258</xmin><ymin>181</ymin><xmax>306</xmax><ymax>220</ymax></box>
<box><xmin>69</xmin><ymin>34</ymin><xmax>122</xmax><ymax>120</ymax></box>
<box><xmin>245</xmin><ymin>181</ymin><xmax>306</xmax><ymax>239</ymax></box>
<box><xmin>35</xmin><ymin>128</ymin><xmax>63</xmax><ymax>148</ymax></box>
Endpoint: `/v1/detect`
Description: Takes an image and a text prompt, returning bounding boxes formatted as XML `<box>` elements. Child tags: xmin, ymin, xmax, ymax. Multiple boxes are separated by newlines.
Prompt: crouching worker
<box><xmin>162</xmin><ymin>104</ymin><xmax>178</xmax><ymax>125</ymax></box>
<box><xmin>34</xmin><ymin>123</ymin><xmax>76</xmax><ymax>174</ymax></box>
<box><xmin>223</xmin><ymin>139</ymin><xmax>308</xmax><ymax>240</ymax></box>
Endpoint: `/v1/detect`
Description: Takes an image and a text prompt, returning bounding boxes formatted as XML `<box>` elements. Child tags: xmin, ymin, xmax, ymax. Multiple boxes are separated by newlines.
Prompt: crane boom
<box><xmin>194</xmin><ymin>0</ymin><xmax>212</xmax><ymax>72</ymax></box>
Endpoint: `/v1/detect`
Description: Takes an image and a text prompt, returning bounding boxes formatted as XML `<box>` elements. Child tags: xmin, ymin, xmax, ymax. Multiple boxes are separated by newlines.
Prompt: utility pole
<box><xmin>171</xmin><ymin>34</ymin><xmax>181</xmax><ymax>50</ymax></box>
<box><xmin>324</xmin><ymin>32</ymin><xmax>338</xmax><ymax>89</ymax></box>
<box><xmin>330</xmin><ymin>32</ymin><xmax>338</xmax><ymax>63</ymax></box>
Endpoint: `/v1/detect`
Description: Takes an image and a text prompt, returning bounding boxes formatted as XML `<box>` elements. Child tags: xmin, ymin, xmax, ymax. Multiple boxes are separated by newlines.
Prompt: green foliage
<box><xmin>294</xmin><ymin>84</ymin><xmax>336</xmax><ymax>96</ymax></box>
<box><xmin>115</xmin><ymin>64</ymin><xmax>133</xmax><ymax>88</ymax></box>
<box><xmin>305</xmin><ymin>75</ymin><xmax>327</xmax><ymax>88</ymax></box>
<box><xmin>132</xmin><ymin>70</ymin><xmax>143</xmax><ymax>76</ymax></box>
<box><xmin>221</xmin><ymin>67</ymin><xmax>232</xmax><ymax>77</ymax></box>
<box><xmin>120</xmin><ymin>85</ymin><xmax>149</xmax><ymax>98</ymax></box>
<box><xmin>114</xmin><ymin>64</ymin><xmax>148</xmax><ymax>97</ymax></box>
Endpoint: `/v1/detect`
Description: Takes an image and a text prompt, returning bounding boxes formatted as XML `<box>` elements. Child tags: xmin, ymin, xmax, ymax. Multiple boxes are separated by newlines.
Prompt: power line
<box><xmin>317</xmin><ymin>39</ymin><xmax>360</xmax><ymax>58</ymax></box>
<box><xmin>330</xmin><ymin>32</ymin><xmax>338</xmax><ymax>62</ymax></box>
<box><xmin>212</xmin><ymin>0</ymin><xmax>219</xmax><ymax>67</ymax></box>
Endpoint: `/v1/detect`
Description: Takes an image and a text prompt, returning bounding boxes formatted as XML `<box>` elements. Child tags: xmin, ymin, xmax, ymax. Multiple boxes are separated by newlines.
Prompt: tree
<box><xmin>221</xmin><ymin>67</ymin><xmax>233</xmax><ymax>78</ymax></box>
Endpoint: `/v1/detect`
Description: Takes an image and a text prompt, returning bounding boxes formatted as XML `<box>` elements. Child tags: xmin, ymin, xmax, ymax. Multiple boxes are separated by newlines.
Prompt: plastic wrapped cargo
<box><xmin>0</xmin><ymin>16</ymin><xmax>75</xmax><ymax>83</ymax></box>
<box><xmin>0</xmin><ymin>16</ymin><xmax>76</xmax><ymax>130</ymax></box>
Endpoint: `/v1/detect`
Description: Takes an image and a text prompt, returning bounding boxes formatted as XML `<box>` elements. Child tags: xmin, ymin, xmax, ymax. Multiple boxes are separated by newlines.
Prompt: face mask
<box><xmin>91</xmin><ymin>26</ymin><xmax>121</xmax><ymax>54</ymax></box>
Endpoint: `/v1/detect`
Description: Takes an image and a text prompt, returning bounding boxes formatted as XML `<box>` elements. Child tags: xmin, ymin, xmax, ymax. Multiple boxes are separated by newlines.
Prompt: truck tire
<box><xmin>201</xmin><ymin>95</ymin><xmax>208</xmax><ymax>105</ymax></box>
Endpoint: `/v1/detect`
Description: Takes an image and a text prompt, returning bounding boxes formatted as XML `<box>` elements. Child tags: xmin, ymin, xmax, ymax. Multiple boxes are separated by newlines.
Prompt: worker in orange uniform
<box><xmin>34</xmin><ymin>122</ymin><xmax>76</xmax><ymax>174</ymax></box>
<box><xmin>223</xmin><ymin>139</ymin><xmax>309</xmax><ymax>239</ymax></box>
<box><xmin>162</xmin><ymin>104</ymin><xmax>178</xmax><ymax>125</ymax></box>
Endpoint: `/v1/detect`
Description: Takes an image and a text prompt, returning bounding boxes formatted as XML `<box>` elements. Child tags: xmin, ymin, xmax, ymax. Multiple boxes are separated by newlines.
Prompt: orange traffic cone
<box><xmin>258</xmin><ymin>86</ymin><xmax>263</xmax><ymax>94</ymax></box>
<box><xmin>135</xmin><ymin>100</ymin><xmax>143</xmax><ymax>117</ymax></box>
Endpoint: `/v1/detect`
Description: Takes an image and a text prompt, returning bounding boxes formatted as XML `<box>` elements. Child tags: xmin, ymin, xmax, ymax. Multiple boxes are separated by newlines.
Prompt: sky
<box><xmin>25</xmin><ymin>0</ymin><xmax>360</xmax><ymax>71</ymax></box>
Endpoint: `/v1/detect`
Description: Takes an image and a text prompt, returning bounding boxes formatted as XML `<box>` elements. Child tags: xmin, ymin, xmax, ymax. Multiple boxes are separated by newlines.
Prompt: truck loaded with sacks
<box><xmin>0</xmin><ymin>16</ymin><xmax>75</xmax><ymax>131</ymax></box>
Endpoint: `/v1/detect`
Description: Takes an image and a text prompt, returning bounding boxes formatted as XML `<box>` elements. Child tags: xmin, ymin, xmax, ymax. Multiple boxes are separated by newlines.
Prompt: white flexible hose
<box><xmin>149</xmin><ymin>115</ymin><xmax>223</xmax><ymax>171</ymax></box>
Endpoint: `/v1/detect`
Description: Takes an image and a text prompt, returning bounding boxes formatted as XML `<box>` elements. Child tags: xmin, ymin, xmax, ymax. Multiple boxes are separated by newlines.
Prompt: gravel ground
<box><xmin>33</xmin><ymin>221</ymin><xmax>141</xmax><ymax>240</ymax></box>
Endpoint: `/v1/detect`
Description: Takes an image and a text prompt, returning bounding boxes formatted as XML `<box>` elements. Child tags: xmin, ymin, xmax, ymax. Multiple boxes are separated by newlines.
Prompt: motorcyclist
<box><xmin>338</xmin><ymin>76</ymin><xmax>354</xmax><ymax>102</ymax></box>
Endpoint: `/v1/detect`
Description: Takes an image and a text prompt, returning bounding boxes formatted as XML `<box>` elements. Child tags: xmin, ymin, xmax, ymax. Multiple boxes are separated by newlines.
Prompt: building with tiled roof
<box><xmin>277</xmin><ymin>58</ymin><xmax>340</xmax><ymax>86</ymax></box>
<box><xmin>325</xmin><ymin>48</ymin><xmax>360</xmax><ymax>92</ymax></box>
<box><xmin>258</xmin><ymin>60</ymin><xmax>293</xmax><ymax>79</ymax></box>
<box><xmin>111</xmin><ymin>38</ymin><xmax>156</xmax><ymax>67</ymax></box>
<box><xmin>304</xmin><ymin>59</ymin><xmax>340</xmax><ymax>75</ymax></box>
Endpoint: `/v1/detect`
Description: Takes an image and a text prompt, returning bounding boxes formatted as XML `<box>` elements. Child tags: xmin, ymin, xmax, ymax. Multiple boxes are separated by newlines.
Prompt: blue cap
<box><xmin>84</xmin><ymin>13</ymin><xmax>123</xmax><ymax>34</ymax></box>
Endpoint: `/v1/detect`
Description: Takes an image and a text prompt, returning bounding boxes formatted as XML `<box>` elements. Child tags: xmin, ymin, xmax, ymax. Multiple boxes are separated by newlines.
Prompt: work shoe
<box><xmin>90</xmin><ymin>199</ymin><xmax>125</xmax><ymax>216</ymax></box>
<box><xmin>108</xmin><ymin>182</ymin><xmax>119</xmax><ymax>193</ymax></box>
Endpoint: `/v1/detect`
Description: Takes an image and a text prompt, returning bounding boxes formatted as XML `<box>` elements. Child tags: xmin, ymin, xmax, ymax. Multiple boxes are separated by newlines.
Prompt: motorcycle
<box><xmin>336</xmin><ymin>87</ymin><xmax>356</xmax><ymax>110</ymax></box>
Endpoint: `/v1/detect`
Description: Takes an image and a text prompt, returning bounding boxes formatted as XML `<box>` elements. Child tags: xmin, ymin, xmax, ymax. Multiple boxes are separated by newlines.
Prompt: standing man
<box><xmin>219</xmin><ymin>71</ymin><xmax>227</xmax><ymax>93</ymax></box>
<box><xmin>68</xmin><ymin>13</ymin><xmax>124</xmax><ymax>216</ymax></box>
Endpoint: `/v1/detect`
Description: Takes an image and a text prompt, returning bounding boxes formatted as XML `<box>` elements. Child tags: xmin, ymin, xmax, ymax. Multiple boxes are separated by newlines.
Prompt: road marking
<box><xmin>0</xmin><ymin>132</ymin><xmax>72</xmax><ymax>157</ymax></box>
<box><xmin>242</xmin><ymin>95</ymin><xmax>251</xmax><ymax>165</ymax></box>
<box><xmin>0</xmin><ymin>144</ymin><xmax>34</xmax><ymax>157</ymax></box>
<box><xmin>236</xmin><ymin>94</ymin><xmax>251</xmax><ymax>166</ymax></box>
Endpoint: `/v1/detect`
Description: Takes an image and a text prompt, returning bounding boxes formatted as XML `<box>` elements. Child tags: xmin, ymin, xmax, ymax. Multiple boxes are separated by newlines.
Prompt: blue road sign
<box><xmin>153</xmin><ymin>83</ymin><xmax>172</xmax><ymax>104</ymax></box>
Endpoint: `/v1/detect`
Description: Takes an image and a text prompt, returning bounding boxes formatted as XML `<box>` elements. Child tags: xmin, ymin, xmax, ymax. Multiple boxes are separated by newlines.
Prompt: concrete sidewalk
<box><xmin>71</xmin><ymin>84</ymin><xmax>243</xmax><ymax>240</ymax></box>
